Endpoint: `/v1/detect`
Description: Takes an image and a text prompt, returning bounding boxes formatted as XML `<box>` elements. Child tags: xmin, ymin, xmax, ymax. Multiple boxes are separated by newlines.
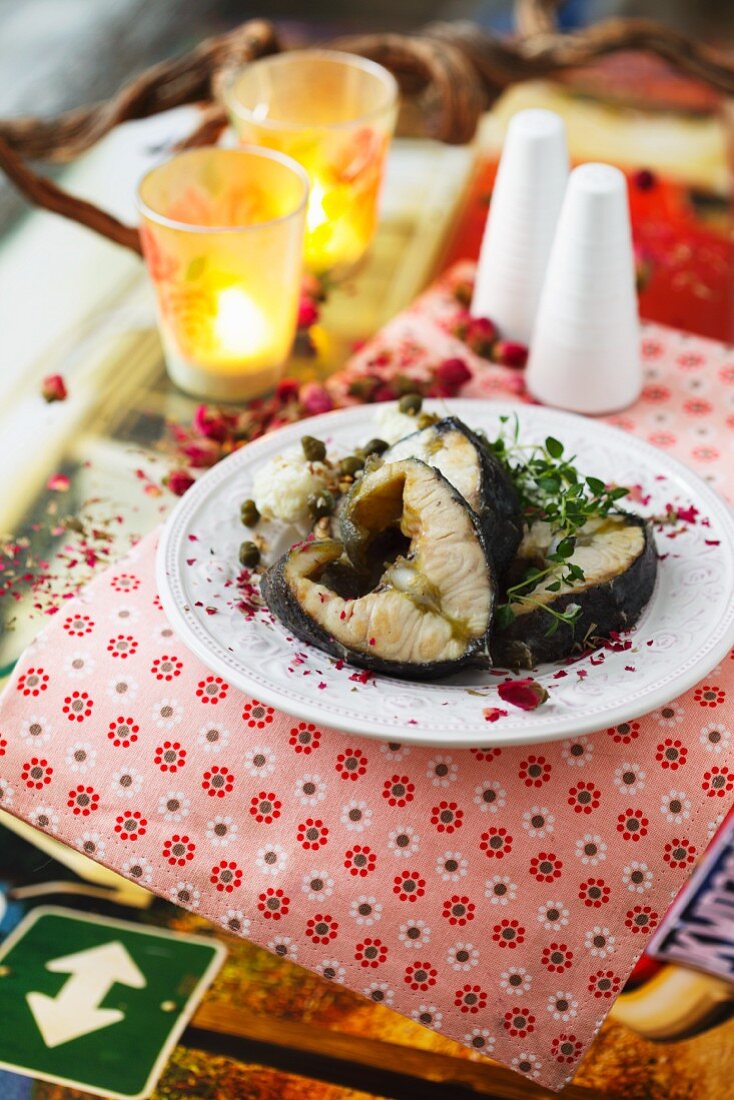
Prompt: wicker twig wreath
<box><xmin>0</xmin><ymin>2</ymin><xmax>732</xmax><ymax>254</ymax></box>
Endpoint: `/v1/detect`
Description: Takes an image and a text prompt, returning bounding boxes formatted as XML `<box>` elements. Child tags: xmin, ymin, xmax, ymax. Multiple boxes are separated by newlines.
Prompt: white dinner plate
<box><xmin>157</xmin><ymin>400</ymin><xmax>734</xmax><ymax>747</ymax></box>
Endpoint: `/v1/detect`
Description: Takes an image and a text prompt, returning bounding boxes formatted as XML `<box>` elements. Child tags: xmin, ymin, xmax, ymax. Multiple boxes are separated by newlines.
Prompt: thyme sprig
<box><xmin>488</xmin><ymin>414</ymin><xmax>629</xmax><ymax>635</ymax></box>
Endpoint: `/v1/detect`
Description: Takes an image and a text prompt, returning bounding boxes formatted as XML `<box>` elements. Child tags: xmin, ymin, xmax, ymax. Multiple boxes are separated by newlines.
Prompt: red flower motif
<box><xmin>107</xmin><ymin>716</ymin><xmax>139</xmax><ymax>748</ymax></box>
<box><xmin>455</xmin><ymin>984</ymin><xmax>488</xmax><ymax>1014</ymax></box>
<box><xmin>552</xmin><ymin>1033</ymin><xmax>583</xmax><ymax>1063</ymax></box>
<box><xmin>335</xmin><ymin>747</ymin><xmax>368</xmax><ymax>780</ymax></box>
<box><xmin>702</xmin><ymin>766</ymin><xmax>734</xmax><ymax>797</ymax></box>
<box><xmin>492</xmin><ymin>919</ymin><xmax>525</xmax><ymax>949</ymax></box>
<box><xmin>67</xmin><ymin>784</ymin><xmax>99</xmax><ymax>816</ymax></box>
<box><xmin>663</xmin><ymin>838</ymin><xmax>696</xmax><ymax>869</ymax></box>
<box><xmin>196</xmin><ymin>675</ymin><xmax>228</xmax><ymax>704</ymax></box>
<box><xmin>243</xmin><ymin>700</ymin><xmax>275</xmax><ymax>729</ymax></box>
<box><xmin>289</xmin><ymin>722</ymin><xmax>321</xmax><ymax>754</ymax></box>
<box><xmin>470</xmin><ymin>747</ymin><xmax>502</xmax><ymax>763</ymax></box>
<box><xmin>298</xmin><ymin>818</ymin><xmax>329</xmax><ymax>850</ymax></box>
<box><xmin>606</xmin><ymin>721</ymin><xmax>641</xmax><ymax>744</ymax></box>
<box><xmin>641</xmin><ymin>383</ymin><xmax>670</xmax><ymax>403</ymax></box>
<box><xmin>694</xmin><ymin>684</ymin><xmax>726</xmax><ymax>708</ymax></box>
<box><xmin>344</xmin><ymin>844</ymin><xmax>376</xmax><ymax>875</ymax></box>
<box><xmin>16</xmin><ymin>667</ymin><xmax>49</xmax><ymax>697</ymax></box>
<box><xmin>442</xmin><ymin>895</ymin><xmax>475</xmax><ymax>926</ymax></box>
<box><xmin>393</xmin><ymin>870</ymin><xmax>426</xmax><ymax>902</ymax></box>
<box><xmin>541</xmin><ymin>943</ymin><xmax>574</xmax><ymax>972</ymax></box>
<box><xmin>249</xmin><ymin>791</ymin><xmax>281</xmax><ymax>823</ymax></box>
<box><xmin>625</xmin><ymin>906</ymin><xmax>659</xmax><ymax>934</ymax></box>
<box><xmin>588</xmin><ymin>970</ymin><xmax>622</xmax><ymax>999</ymax></box>
<box><xmin>114</xmin><ymin>810</ymin><xmax>147</xmax><ymax>840</ymax></box>
<box><xmin>578</xmin><ymin>877</ymin><xmax>611</xmax><ymax>908</ymax></box>
<box><xmin>21</xmin><ymin>757</ymin><xmax>52</xmax><ymax>789</ymax></box>
<box><xmin>405</xmin><ymin>961</ymin><xmax>438</xmax><ymax>991</ymax></box>
<box><xmin>354</xmin><ymin>938</ymin><xmax>387</xmax><ymax>968</ymax></box>
<box><xmin>202</xmin><ymin>765</ymin><xmax>234</xmax><ymax>797</ymax></box>
<box><xmin>480</xmin><ymin>827</ymin><xmax>513</xmax><ymax>859</ymax></box>
<box><xmin>0</xmin><ymin>736</ymin><xmax>6</xmax><ymax>757</ymax></box>
<box><xmin>110</xmin><ymin>573</ymin><xmax>140</xmax><ymax>592</ymax></box>
<box><xmin>150</xmin><ymin>655</ymin><xmax>183</xmax><ymax>681</ymax></box>
<box><xmin>210</xmin><ymin>860</ymin><xmax>243</xmax><ymax>893</ymax></box>
<box><xmin>498</xmin><ymin>678</ymin><xmax>548</xmax><ymax>711</ymax></box>
<box><xmin>63</xmin><ymin>614</ymin><xmax>94</xmax><ymax>636</ymax></box>
<box><xmin>258</xmin><ymin>887</ymin><xmax>289</xmax><ymax>920</ymax></box>
<box><xmin>430</xmin><ymin>801</ymin><xmax>464</xmax><ymax>833</ymax></box>
<box><xmin>163</xmin><ymin>834</ymin><xmax>196</xmax><ymax>866</ymax></box>
<box><xmin>155</xmin><ymin>741</ymin><xmax>186</xmax><ymax>773</ymax></box>
<box><xmin>503</xmin><ymin>1007</ymin><xmax>536</xmax><ymax>1037</ymax></box>
<box><xmin>518</xmin><ymin>755</ymin><xmax>551</xmax><ymax>787</ymax></box>
<box><xmin>382</xmin><ymin>774</ymin><xmax>415</xmax><ymax>807</ymax></box>
<box><xmin>529</xmin><ymin>851</ymin><xmax>563</xmax><ymax>883</ymax></box>
<box><xmin>655</xmin><ymin>738</ymin><xmax>688</xmax><ymax>769</ymax></box>
<box><xmin>616</xmin><ymin>808</ymin><xmax>649</xmax><ymax>842</ymax></box>
<box><xmin>62</xmin><ymin>691</ymin><xmax>93</xmax><ymax>722</ymax></box>
<box><xmin>567</xmin><ymin>781</ymin><xmax>601</xmax><ymax>814</ymax></box>
<box><xmin>306</xmin><ymin>914</ymin><xmax>339</xmax><ymax>944</ymax></box>
<box><xmin>107</xmin><ymin>634</ymin><xmax>138</xmax><ymax>659</ymax></box>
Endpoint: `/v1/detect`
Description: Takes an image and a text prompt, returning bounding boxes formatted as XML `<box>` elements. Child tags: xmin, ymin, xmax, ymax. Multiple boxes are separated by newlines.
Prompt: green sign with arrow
<box><xmin>0</xmin><ymin>906</ymin><xmax>225</xmax><ymax>1099</ymax></box>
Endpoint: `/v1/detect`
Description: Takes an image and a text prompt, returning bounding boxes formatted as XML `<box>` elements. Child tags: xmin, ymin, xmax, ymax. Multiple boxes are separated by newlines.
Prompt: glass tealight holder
<box><xmin>225</xmin><ymin>50</ymin><xmax>398</xmax><ymax>277</ymax></box>
<box><xmin>137</xmin><ymin>146</ymin><xmax>308</xmax><ymax>401</ymax></box>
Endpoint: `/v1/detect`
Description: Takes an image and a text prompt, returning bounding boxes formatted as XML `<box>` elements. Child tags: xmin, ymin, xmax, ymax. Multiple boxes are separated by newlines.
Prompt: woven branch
<box><xmin>1</xmin><ymin>8</ymin><xmax>732</xmax><ymax>255</ymax></box>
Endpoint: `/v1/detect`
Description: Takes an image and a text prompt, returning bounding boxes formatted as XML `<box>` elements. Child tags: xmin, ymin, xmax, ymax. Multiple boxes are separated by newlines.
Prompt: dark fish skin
<box><xmin>383</xmin><ymin>417</ymin><xmax>523</xmax><ymax>577</ymax></box>
<box><xmin>491</xmin><ymin>515</ymin><xmax>658</xmax><ymax>670</ymax></box>
<box><xmin>261</xmin><ymin>460</ymin><xmax>497</xmax><ymax>682</ymax></box>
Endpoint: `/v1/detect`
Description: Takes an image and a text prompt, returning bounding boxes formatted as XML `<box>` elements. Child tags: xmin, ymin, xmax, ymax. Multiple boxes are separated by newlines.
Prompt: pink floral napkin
<box><xmin>1</xmin><ymin>267</ymin><xmax>733</xmax><ymax>1091</ymax></box>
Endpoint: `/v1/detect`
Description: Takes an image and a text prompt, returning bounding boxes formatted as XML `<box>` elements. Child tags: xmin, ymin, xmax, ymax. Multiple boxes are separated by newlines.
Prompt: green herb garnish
<box><xmin>489</xmin><ymin>414</ymin><xmax>629</xmax><ymax>634</ymax></box>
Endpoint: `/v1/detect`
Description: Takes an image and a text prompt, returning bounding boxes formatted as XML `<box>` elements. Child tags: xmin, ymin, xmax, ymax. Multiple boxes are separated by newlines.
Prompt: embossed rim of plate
<box><xmin>157</xmin><ymin>400</ymin><xmax>734</xmax><ymax>747</ymax></box>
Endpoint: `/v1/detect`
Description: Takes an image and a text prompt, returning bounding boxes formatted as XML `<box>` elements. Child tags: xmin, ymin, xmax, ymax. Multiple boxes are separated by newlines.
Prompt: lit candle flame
<box><xmin>306</xmin><ymin>180</ymin><xmax>329</xmax><ymax>233</ymax></box>
<box><xmin>213</xmin><ymin>287</ymin><xmax>270</xmax><ymax>357</ymax></box>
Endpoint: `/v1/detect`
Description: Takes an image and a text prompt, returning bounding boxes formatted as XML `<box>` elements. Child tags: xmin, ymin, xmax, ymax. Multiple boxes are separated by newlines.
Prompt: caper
<box><xmin>363</xmin><ymin>437</ymin><xmax>389</xmax><ymax>456</ymax></box>
<box><xmin>301</xmin><ymin>435</ymin><xmax>326</xmax><ymax>462</ymax></box>
<box><xmin>398</xmin><ymin>393</ymin><xmax>423</xmax><ymax>415</ymax></box>
<box><xmin>339</xmin><ymin>455</ymin><xmax>364</xmax><ymax>476</ymax></box>
<box><xmin>309</xmin><ymin>489</ymin><xmax>335</xmax><ymax>519</ymax></box>
<box><xmin>239</xmin><ymin>540</ymin><xmax>261</xmax><ymax>568</ymax></box>
<box><xmin>240</xmin><ymin>498</ymin><xmax>260</xmax><ymax>527</ymax></box>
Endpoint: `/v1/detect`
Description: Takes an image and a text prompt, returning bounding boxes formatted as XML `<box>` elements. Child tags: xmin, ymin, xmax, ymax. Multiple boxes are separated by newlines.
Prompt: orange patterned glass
<box><xmin>137</xmin><ymin>147</ymin><xmax>308</xmax><ymax>401</ymax></box>
<box><xmin>225</xmin><ymin>50</ymin><xmax>398</xmax><ymax>277</ymax></box>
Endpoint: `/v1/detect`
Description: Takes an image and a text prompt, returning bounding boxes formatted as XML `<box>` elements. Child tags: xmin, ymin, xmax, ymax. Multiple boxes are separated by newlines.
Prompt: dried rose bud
<box><xmin>41</xmin><ymin>374</ymin><xmax>67</xmax><ymax>403</ymax></box>
<box><xmin>435</xmin><ymin>357</ymin><xmax>472</xmax><ymax>393</ymax></box>
<box><xmin>372</xmin><ymin>383</ymin><xmax>398</xmax><ymax>403</ymax></box>
<box><xmin>165</xmin><ymin>469</ymin><xmax>195</xmax><ymax>496</ymax></box>
<box><xmin>193</xmin><ymin>404</ymin><xmax>234</xmax><ymax>443</ymax></box>
<box><xmin>632</xmin><ymin>168</ymin><xmax>657</xmax><ymax>191</ymax></box>
<box><xmin>497</xmin><ymin>678</ymin><xmax>549</xmax><ymax>711</ymax></box>
<box><xmin>299</xmin><ymin>381</ymin><xmax>333</xmax><ymax>416</ymax></box>
<box><xmin>276</xmin><ymin>378</ymin><xmax>300</xmax><ymax>402</ymax></box>
<box><xmin>301</xmin><ymin>272</ymin><xmax>328</xmax><ymax>302</ymax></box>
<box><xmin>297</xmin><ymin>297</ymin><xmax>320</xmax><ymax>329</ymax></box>
<box><xmin>182</xmin><ymin>440</ymin><xmax>221</xmax><ymax>468</ymax></box>
<box><xmin>494</xmin><ymin>340</ymin><xmax>528</xmax><ymax>369</ymax></box>
<box><xmin>466</xmin><ymin>316</ymin><xmax>498</xmax><ymax>358</ymax></box>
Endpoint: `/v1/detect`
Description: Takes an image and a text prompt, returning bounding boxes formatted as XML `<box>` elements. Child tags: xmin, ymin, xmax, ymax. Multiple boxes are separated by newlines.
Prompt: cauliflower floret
<box><xmin>375</xmin><ymin>404</ymin><xmax>421</xmax><ymax>444</ymax></box>
<box><xmin>253</xmin><ymin>452</ymin><xmax>328</xmax><ymax>525</ymax></box>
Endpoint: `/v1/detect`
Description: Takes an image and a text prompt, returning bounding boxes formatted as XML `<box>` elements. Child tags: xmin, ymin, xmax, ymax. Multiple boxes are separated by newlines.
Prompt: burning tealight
<box><xmin>137</xmin><ymin>147</ymin><xmax>308</xmax><ymax>401</ymax></box>
<box><xmin>225</xmin><ymin>50</ymin><xmax>398</xmax><ymax>276</ymax></box>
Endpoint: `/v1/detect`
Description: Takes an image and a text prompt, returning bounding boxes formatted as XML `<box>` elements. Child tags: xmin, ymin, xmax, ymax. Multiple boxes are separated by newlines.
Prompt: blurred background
<box><xmin>1</xmin><ymin>0</ymin><xmax>733</xmax><ymax>230</ymax></box>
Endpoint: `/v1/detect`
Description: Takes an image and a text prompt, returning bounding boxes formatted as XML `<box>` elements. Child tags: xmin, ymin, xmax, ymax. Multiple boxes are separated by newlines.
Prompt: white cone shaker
<box><xmin>526</xmin><ymin>162</ymin><xmax>642</xmax><ymax>414</ymax></box>
<box><xmin>471</xmin><ymin>109</ymin><xmax>569</xmax><ymax>345</ymax></box>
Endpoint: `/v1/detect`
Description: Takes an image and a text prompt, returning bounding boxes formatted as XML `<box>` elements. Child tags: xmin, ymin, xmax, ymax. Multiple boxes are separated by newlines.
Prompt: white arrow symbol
<box><xmin>26</xmin><ymin>941</ymin><xmax>146</xmax><ymax>1047</ymax></box>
